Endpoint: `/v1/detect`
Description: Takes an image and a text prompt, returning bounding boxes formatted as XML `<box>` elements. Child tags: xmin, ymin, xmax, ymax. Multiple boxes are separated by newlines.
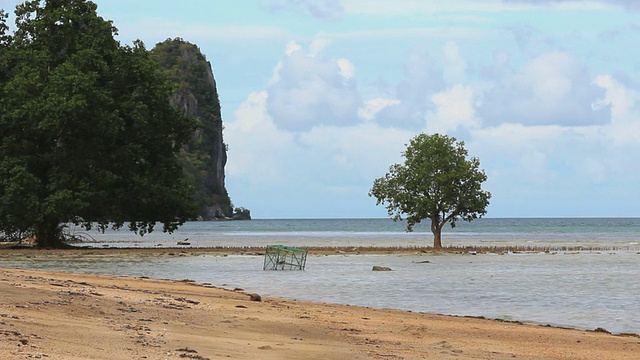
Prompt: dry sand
<box><xmin>1</xmin><ymin>257</ymin><xmax>639</xmax><ymax>360</ymax></box>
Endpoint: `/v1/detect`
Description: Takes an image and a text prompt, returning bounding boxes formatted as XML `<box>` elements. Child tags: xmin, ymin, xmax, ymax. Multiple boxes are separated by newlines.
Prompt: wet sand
<box><xmin>1</xmin><ymin>256</ymin><xmax>639</xmax><ymax>359</ymax></box>
<box><xmin>0</xmin><ymin>243</ymin><xmax>611</xmax><ymax>260</ymax></box>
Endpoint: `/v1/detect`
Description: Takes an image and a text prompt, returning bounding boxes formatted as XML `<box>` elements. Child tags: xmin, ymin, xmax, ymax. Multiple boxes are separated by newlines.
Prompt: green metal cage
<box><xmin>263</xmin><ymin>245</ymin><xmax>308</xmax><ymax>270</ymax></box>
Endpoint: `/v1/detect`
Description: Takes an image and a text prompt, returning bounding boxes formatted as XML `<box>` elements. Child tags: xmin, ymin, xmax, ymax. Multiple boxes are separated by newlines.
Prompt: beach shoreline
<box><xmin>0</xmin><ymin>269</ymin><xmax>640</xmax><ymax>360</ymax></box>
<box><xmin>0</xmin><ymin>261</ymin><xmax>639</xmax><ymax>359</ymax></box>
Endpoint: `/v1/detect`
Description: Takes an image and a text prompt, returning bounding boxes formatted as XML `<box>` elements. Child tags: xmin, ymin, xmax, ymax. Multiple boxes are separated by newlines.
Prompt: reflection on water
<box><xmin>2</xmin><ymin>251</ymin><xmax>639</xmax><ymax>334</ymax></box>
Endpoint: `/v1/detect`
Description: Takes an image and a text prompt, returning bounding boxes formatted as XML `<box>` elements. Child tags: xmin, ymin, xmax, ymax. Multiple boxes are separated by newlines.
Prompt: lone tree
<box><xmin>369</xmin><ymin>133</ymin><xmax>491</xmax><ymax>249</ymax></box>
<box><xmin>0</xmin><ymin>0</ymin><xmax>198</xmax><ymax>248</ymax></box>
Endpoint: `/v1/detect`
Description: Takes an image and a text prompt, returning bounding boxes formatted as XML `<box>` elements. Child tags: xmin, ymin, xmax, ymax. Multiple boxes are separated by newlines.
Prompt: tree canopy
<box><xmin>369</xmin><ymin>133</ymin><xmax>491</xmax><ymax>248</ymax></box>
<box><xmin>0</xmin><ymin>0</ymin><xmax>198</xmax><ymax>248</ymax></box>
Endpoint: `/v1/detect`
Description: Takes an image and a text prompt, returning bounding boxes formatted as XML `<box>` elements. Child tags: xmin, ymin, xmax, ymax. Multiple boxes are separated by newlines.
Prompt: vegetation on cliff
<box><xmin>151</xmin><ymin>38</ymin><xmax>248</xmax><ymax>220</ymax></box>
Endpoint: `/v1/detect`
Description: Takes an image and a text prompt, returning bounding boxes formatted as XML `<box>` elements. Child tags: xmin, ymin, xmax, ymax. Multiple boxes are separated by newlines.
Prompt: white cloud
<box><xmin>231</xmin><ymin>0</ymin><xmax>640</xmax><ymax>218</ymax></box>
<box><xmin>285</xmin><ymin>40</ymin><xmax>302</xmax><ymax>56</ymax></box>
<box><xmin>225</xmin><ymin>89</ymin><xmax>413</xmax><ymax>217</ymax></box>
<box><xmin>467</xmin><ymin>98</ymin><xmax>640</xmax><ymax>216</ymax></box>
<box><xmin>593</xmin><ymin>74</ymin><xmax>640</xmax><ymax>144</ymax></box>
<box><xmin>225</xmin><ymin>91</ymin><xmax>294</xmax><ymax>186</ymax></box>
<box><xmin>373</xmin><ymin>47</ymin><xmax>444</xmax><ymax>128</ymax></box>
<box><xmin>442</xmin><ymin>41</ymin><xmax>467</xmax><ymax>85</ymax></box>
<box><xmin>309</xmin><ymin>35</ymin><xmax>333</xmax><ymax>56</ymax></box>
<box><xmin>358</xmin><ymin>98</ymin><xmax>401</xmax><ymax>121</ymax></box>
<box><xmin>468</xmin><ymin>123</ymin><xmax>593</xmax><ymax>215</ymax></box>
<box><xmin>299</xmin><ymin>123</ymin><xmax>412</xmax><ymax>180</ymax></box>
<box><xmin>478</xmin><ymin>51</ymin><xmax>610</xmax><ymax>126</ymax></box>
<box><xmin>426</xmin><ymin>86</ymin><xmax>479</xmax><ymax>134</ymax></box>
<box><xmin>230</xmin><ymin>47</ymin><xmax>640</xmax><ymax>217</ymax></box>
<box><xmin>266</xmin><ymin>42</ymin><xmax>361</xmax><ymax>131</ymax></box>
<box><xmin>223</xmin><ymin>45</ymin><xmax>419</xmax><ymax>217</ymax></box>
<box><xmin>336</xmin><ymin>58</ymin><xmax>355</xmax><ymax>79</ymax></box>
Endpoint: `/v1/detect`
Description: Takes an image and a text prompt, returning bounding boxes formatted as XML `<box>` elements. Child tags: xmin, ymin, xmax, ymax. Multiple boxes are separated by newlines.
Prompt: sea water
<box><xmin>2</xmin><ymin>218</ymin><xmax>640</xmax><ymax>334</ymax></box>
<box><xmin>69</xmin><ymin>217</ymin><xmax>640</xmax><ymax>249</ymax></box>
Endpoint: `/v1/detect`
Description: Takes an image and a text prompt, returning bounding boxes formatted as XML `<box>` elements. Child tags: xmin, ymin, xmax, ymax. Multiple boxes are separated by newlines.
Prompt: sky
<box><xmin>3</xmin><ymin>0</ymin><xmax>640</xmax><ymax>219</ymax></box>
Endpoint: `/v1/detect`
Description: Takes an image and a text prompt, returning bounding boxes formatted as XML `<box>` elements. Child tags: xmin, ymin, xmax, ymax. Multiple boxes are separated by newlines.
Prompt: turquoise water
<box><xmin>3</xmin><ymin>218</ymin><xmax>640</xmax><ymax>334</ymax></box>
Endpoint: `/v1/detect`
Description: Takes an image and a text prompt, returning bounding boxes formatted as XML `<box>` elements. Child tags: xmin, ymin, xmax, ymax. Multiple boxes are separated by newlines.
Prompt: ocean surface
<box><xmin>2</xmin><ymin>218</ymin><xmax>640</xmax><ymax>334</ymax></box>
<box><xmin>69</xmin><ymin>217</ymin><xmax>640</xmax><ymax>249</ymax></box>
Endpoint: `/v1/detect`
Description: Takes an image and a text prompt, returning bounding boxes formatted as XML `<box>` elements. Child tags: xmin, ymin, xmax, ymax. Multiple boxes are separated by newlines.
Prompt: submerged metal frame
<box><xmin>263</xmin><ymin>245</ymin><xmax>308</xmax><ymax>270</ymax></box>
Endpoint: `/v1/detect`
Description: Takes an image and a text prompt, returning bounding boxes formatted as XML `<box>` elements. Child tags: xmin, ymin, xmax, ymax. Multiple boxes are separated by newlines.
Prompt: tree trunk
<box><xmin>433</xmin><ymin>229</ymin><xmax>443</xmax><ymax>249</ymax></box>
<box><xmin>430</xmin><ymin>218</ymin><xmax>443</xmax><ymax>249</ymax></box>
<box><xmin>35</xmin><ymin>220</ymin><xmax>64</xmax><ymax>249</ymax></box>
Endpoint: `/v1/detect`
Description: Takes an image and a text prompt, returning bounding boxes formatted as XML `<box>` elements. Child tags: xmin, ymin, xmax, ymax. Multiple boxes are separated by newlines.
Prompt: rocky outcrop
<box><xmin>152</xmin><ymin>38</ymin><xmax>249</xmax><ymax>220</ymax></box>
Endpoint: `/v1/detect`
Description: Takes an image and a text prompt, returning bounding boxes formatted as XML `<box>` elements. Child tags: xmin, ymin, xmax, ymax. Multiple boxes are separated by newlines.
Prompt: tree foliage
<box><xmin>369</xmin><ymin>133</ymin><xmax>491</xmax><ymax>248</ymax></box>
<box><xmin>0</xmin><ymin>0</ymin><xmax>198</xmax><ymax>248</ymax></box>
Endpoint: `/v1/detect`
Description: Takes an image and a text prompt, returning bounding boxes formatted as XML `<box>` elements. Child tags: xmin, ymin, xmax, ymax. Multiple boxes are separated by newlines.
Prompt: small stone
<box><xmin>372</xmin><ymin>266</ymin><xmax>392</xmax><ymax>271</ymax></box>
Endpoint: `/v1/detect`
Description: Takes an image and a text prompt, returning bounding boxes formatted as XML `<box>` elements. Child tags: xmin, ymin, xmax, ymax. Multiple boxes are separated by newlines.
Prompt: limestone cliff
<box><xmin>151</xmin><ymin>38</ymin><xmax>249</xmax><ymax>220</ymax></box>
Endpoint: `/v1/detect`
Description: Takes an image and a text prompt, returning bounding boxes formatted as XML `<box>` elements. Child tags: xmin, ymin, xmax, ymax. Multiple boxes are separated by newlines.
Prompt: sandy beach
<box><xmin>1</xmin><ymin>249</ymin><xmax>639</xmax><ymax>360</ymax></box>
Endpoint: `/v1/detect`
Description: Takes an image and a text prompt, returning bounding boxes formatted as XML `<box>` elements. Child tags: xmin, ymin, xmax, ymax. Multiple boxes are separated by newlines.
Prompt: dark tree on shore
<box><xmin>0</xmin><ymin>0</ymin><xmax>198</xmax><ymax>248</ymax></box>
<box><xmin>369</xmin><ymin>133</ymin><xmax>491</xmax><ymax>249</ymax></box>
